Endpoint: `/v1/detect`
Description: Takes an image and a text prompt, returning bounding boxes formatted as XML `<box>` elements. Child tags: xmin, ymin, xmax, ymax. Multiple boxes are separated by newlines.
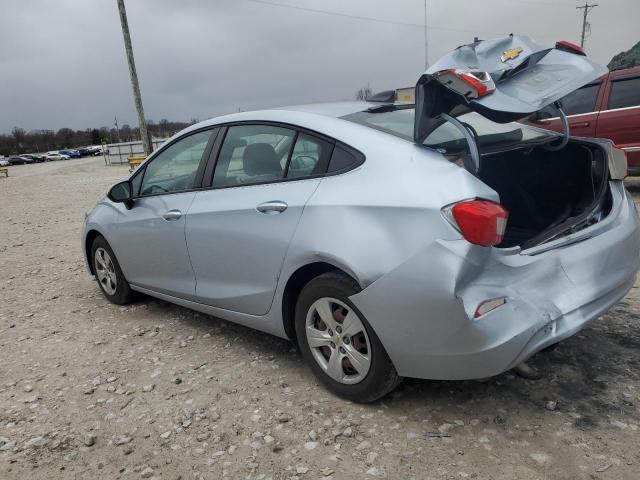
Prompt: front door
<box><xmin>186</xmin><ymin>124</ymin><xmax>333</xmax><ymax>315</ymax></box>
<box><xmin>109</xmin><ymin>129</ymin><xmax>216</xmax><ymax>299</ymax></box>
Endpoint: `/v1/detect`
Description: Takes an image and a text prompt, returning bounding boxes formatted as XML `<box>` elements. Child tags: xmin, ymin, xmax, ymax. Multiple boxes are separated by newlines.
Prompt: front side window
<box><xmin>608</xmin><ymin>77</ymin><xmax>640</xmax><ymax>109</ymax></box>
<box><xmin>212</xmin><ymin>125</ymin><xmax>295</xmax><ymax>187</ymax></box>
<box><xmin>140</xmin><ymin>130</ymin><xmax>212</xmax><ymax>196</ymax></box>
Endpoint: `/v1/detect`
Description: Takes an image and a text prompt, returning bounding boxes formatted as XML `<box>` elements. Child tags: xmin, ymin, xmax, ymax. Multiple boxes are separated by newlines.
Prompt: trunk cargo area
<box><xmin>479</xmin><ymin>141</ymin><xmax>611</xmax><ymax>249</ymax></box>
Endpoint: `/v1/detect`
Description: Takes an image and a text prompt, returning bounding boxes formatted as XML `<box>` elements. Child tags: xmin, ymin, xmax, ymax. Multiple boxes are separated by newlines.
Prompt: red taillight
<box><xmin>555</xmin><ymin>40</ymin><xmax>586</xmax><ymax>56</ymax></box>
<box><xmin>445</xmin><ymin>200</ymin><xmax>509</xmax><ymax>247</ymax></box>
<box><xmin>435</xmin><ymin>69</ymin><xmax>496</xmax><ymax>99</ymax></box>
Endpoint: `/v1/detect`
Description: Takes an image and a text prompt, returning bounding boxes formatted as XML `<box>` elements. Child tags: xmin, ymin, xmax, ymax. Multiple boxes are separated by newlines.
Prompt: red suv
<box><xmin>525</xmin><ymin>66</ymin><xmax>640</xmax><ymax>175</ymax></box>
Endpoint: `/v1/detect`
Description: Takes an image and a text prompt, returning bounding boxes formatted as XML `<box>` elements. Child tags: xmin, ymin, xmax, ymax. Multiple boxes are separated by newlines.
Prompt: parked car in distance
<box><xmin>20</xmin><ymin>154</ymin><xmax>44</xmax><ymax>163</ymax></box>
<box><xmin>79</xmin><ymin>146</ymin><xmax>105</xmax><ymax>156</ymax></box>
<box><xmin>0</xmin><ymin>158</ymin><xmax>10</xmax><ymax>167</ymax></box>
<box><xmin>45</xmin><ymin>152</ymin><xmax>70</xmax><ymax>161</ymax></box>
<box><xmin>7</xmin><ymin>155</ymin><xmax>34</xmax><ymax>165</ymax></box>
<box><xmin>524</xmin><ymin>66</ymin><xmax>640</xmax><ymax>175</ymax></box>
<box><xmin>83</xmin><ymin>35</ymin><xmax>639</xmax><ymax>402</ymax></box>
<box><xmin>59</xmin><ymin>149</ymin><xmax>81</xmax><ymax>158</ymax></box>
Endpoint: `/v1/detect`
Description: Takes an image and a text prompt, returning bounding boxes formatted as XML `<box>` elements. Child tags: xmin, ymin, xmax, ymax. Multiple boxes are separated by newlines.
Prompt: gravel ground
<box><xmin>1</xmin><ymin>157</ymin><xmax>639</xmax><ymax>480</ymax></box>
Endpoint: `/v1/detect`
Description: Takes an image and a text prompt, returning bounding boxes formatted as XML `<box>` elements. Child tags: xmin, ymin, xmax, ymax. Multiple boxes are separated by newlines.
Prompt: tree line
<box><xmin>0</xmin><ymin>119</ymin><xmax>196</xmax><ymax>157</ymax></box>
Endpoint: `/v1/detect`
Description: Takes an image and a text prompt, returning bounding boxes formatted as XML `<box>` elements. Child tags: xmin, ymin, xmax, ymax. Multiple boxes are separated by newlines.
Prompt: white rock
<box><xmin>356</xmin><ymin>440</ymin><xmax>371</xmax><ymax>451</ymax></box>
<box><xmin>530</xmin><ymin>452</ymin><xmax>551</xmax><ymax>464</ymax></box>
<box><xmin>304</xmin><ymin>441</ymin><xmax>319</xmax><ymax>450</ymax></box>
<box><xmin>365</xmin><ymin>451</ymin><xmax>378</xmax><ymax>465</ymax></box>
<box><xmin>25</xmin><ymin>436</ymin><xmax>47</xmax><ymax>448</ymax></box>
<box><xmin>296</xmin><ymin>464</ymin><xmax>308</xmax><ymax>474</ymax></box>
<box><xmin>140</xmin><ymin>466</ymin><xmax>154</xmax><ymax>478</ymax></box>
<box><xmin>114</xmin><ymin>435</ymin><xmax>132</xmax><ymax>446</ymax></box>
<box><xmin>366</xmin><ymin>466</ymin><xmax>383</xmax><ymax>476</ymax></box>
<box><xmin>142</xmin><ymin>384</ymin><xmax>155</xmax><ymax>392</ymax></box>
<box><xmin>82</xmin><ymin>433</ymin><xmax>96</xmax><ymax>447</ymax></box>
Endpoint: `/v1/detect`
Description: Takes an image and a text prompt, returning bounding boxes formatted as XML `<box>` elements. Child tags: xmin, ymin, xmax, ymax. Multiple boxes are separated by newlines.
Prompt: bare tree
<box><xmin>355</xmin><ymin>83</ymin><xmax>373</xmax><ymax>101</ymax></box>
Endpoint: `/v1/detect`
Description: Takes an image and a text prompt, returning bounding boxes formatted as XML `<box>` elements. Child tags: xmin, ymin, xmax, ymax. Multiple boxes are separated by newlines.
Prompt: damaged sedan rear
<box><xmin>83</xmin><ymin>34</ymin><xmax>640</xmax><ymax>403</ymax></box>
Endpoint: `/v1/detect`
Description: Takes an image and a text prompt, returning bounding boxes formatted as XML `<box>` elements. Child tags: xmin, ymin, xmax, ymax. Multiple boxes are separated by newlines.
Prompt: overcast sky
<box><xmin>0</xmin><ymin>0</ymin><xmax>637</xmax><ymax>133</ymax></box>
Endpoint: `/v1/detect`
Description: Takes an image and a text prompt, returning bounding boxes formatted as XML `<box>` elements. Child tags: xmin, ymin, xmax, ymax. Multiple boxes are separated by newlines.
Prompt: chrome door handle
<box><xmin>256</xmin><ymin>201</ymin><xmax>288</xmax><ymax>214</ymax></box>
<box><xmin>162</xmin><ymin>209</ymin><xmax>182</xmax><ymax>221</ymax></box>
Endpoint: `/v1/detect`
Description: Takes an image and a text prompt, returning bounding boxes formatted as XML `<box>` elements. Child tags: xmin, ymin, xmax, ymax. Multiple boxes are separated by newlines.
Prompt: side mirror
<box><xmin>108</xmin><ymin>180</ymin><xmax>134</xmax><ymax>208</ymax></box>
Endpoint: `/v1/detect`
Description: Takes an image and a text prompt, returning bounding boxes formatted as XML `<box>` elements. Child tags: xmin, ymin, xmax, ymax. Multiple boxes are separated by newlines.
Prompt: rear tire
<box><xmin>295</xmin><ymin>271</ymin><xmax>401</xmax><ymax>403</ymax></box>
<box><xmin>91</xmin><ymin>236</ymin><xmax>136</xmax><ymax>305</ymax></box>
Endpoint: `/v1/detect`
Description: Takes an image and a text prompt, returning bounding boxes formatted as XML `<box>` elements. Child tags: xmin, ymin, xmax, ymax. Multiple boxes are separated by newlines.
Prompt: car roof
<box><xmin>608</xmin><ymin>66</ymin><xmax>640</xmax><ymax>80</ymax></box>
<box><xmin>273</xmin><ymin>101</ymin><xmax>378</xmax><ymax>118</ymax></box>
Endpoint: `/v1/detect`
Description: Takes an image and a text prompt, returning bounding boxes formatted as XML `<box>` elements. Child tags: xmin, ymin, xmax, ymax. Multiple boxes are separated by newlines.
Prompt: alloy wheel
<box><xmin>305</xmin><ymin>297</ymin><xmax>371</xmax><ymax>384</ymax></box>
<box><xmin>94</xmin><ymin>247</ymin><xmax>117</xmax><ymax>295</ymax></box>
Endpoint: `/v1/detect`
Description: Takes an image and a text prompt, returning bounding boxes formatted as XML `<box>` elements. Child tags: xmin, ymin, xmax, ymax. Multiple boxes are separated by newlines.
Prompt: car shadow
<box><xmin>134</xmin><ymin>294</ymin><xmax>640</xmax><ymax>431</ymax></box>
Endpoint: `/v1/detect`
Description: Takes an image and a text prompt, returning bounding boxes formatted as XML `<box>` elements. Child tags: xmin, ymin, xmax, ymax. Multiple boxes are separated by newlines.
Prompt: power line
<box><xmin>243</xmin><ymin>0</ymin><xmax>512</xmax><ymax>37</ymax></box>
<box><xmin>576</xmin><ymin>2</ymin><xmax>598</xmax><ymax>48</ymax></box>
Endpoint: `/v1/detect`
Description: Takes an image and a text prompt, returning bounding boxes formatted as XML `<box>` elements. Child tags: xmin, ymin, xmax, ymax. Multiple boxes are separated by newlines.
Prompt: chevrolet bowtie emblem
<box><xmin>501</xmin><ymin>47</ymin><xmax>523</xmax><ymax>62</ymax></box>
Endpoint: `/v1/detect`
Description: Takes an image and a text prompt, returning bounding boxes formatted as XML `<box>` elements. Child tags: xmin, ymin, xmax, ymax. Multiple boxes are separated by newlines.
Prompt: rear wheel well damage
<box><xmin>281</xmin><ymin>262</ymin><xmax>359</xmax><ymax>340</ymax></box>
<box><xmin>85</xmin><ymin>230</ymin><xmax>102</xmax><ymax>275</ymax></box>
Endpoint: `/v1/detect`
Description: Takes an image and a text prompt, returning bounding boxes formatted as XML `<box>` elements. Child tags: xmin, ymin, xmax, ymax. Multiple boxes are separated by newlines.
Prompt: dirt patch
<box><xmin>1</xmin><ymin>159</ymin><xmax>639</xmax><ymax>479</ymax></box>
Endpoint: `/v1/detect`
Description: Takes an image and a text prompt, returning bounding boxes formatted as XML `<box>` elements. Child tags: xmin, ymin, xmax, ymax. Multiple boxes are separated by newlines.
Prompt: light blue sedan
<box><xmin>83</xmin><ymin>35</ymin><xmax>639</xmax><ymax>402</ymax></box>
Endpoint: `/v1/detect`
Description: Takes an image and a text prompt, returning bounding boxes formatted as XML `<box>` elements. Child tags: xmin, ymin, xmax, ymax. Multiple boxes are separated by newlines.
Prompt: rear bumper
<box><xmin>350</xmin><ymin>182</ymin><xmax>640</xmax><ymax>380</ymax></box>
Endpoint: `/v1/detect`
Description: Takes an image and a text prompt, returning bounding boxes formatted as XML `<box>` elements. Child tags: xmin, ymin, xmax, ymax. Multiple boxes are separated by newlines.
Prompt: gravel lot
<box><xmin>1</xmin><ymin>157</ymin><xmax>639</xmax><ymax>480</ymax></box>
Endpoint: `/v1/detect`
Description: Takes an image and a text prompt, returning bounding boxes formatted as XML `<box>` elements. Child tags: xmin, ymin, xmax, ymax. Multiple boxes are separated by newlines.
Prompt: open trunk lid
<box><xmin>414</xmin><ymin>34</ymin><xmax>608</xmax><ymax>144</ymax></box>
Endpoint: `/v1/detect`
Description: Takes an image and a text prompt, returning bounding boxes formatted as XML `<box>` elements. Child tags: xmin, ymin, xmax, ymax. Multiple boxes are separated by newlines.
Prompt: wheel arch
<box><xmin>85</xmin><ymin>229</ymin><xmax>103</xmax><ymax>275</ymax></box>
<box><xmin>281</xmin><ymin>260</ymin><xmax>361</xmax><ymax>340</ymax></box>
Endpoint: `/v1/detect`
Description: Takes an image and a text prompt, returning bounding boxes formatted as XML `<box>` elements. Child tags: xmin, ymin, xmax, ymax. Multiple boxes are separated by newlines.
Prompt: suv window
<box><xmin>213</xmin><ymin>125</ymin><xmax>296</xmax><ymax>187</ymax></box>
<box><xmin>608</xmin><ymin>77</ymin><xmax>640</xmax><ymax>109</ymax></box>
<box><xmin>560</xmin><ymin>83</ymin><xmax>600</xmax><ymax>115</ymax></box>
<box><xmin>140</xmin><ymin>130</ymin><xmax>212</xmax><ymax>196</ymax></box>
<box><xmin>287</xmin><ymin>133</ymin><xmax>333</xmax><ymax>178</ymax></box>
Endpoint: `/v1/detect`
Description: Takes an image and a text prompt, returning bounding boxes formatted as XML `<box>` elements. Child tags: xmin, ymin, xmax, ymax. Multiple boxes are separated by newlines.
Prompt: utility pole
<box><xmin>114</xmin><ymin>116</ymin><xmax>121</xmax><ymax>143</ymax></box>
<box><xmin>116</xmin><ymin>0</ymin><xmax>153</xmax><ymax>155</ymax></box>
<box><xmin>576</xmin><ymin>2</ymin><xmax>598</xmax><ymax>48</ymax></box>
<box><xmin>423</xmin><ymin>0</ymin><xmax>429</xmax><ymax>69</ymax></box>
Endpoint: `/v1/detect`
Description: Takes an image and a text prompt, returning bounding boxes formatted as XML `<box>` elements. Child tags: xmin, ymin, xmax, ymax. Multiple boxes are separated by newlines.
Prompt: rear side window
<box><xmin>608</xmin><ymin>77</ymin><xmax>640</xmax><ymax>109</ymax></box>
<box><xmin>328</xmin><ymin>144</ymin><xmax>362</xmax><ymax>173</ymax></box>
<box><xmin>560</xmin><ymin>83</ymin><xmax>600</xmax><ymax>115</ymax></box>
<box><xmin>286</xmin><ymin>134</ymin><xmax>333</xmax><ymax>178</ymax></box>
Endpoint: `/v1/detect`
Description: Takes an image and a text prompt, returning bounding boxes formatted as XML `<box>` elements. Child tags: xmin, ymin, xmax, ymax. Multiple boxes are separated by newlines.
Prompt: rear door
<box><xmin>596</xmin><ymin>73</ymin><xmax>640</xmax><ymax>174</ymax></box>
<box><xmin>186</xmin><ymin>124</ymin><xmax>333</xmax><ymax>315</ymax></box>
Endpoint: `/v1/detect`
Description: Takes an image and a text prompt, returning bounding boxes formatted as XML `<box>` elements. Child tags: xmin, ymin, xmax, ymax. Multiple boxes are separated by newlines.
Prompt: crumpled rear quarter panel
<box><xmin>349</xmin><ymin>183</ymin><xmax>640</xmax><ymax>380</ymax></box>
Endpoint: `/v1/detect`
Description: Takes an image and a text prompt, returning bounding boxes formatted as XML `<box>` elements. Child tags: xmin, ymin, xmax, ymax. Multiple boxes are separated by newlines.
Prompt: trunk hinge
<box><xmin>441</xmin><ymin>112</ymin><xmax>481</xmax><ymax>175</ymax></box>
<box><xmin>542</xmin><ymin>103</ymin><xmax>570</xmax><ymax>151</ymax></box>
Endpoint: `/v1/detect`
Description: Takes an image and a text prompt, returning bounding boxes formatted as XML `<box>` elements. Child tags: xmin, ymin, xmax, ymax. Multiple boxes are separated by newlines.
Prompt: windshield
<box><xmin>341</xmin><ymin>108</ymin><xmax>556</xmax><ymax>154</ymax></box>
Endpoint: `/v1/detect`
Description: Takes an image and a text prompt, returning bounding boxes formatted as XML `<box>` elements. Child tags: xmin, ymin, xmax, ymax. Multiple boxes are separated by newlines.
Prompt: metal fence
<box><xmin>104</xmin><ymin>139</ymin><xmax>167</xmax><ymax>164</ymax></box>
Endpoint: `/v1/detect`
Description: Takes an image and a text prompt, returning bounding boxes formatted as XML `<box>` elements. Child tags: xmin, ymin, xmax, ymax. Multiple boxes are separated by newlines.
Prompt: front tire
<box><xmin>91</xmin><ymin>236</ymin><xmax>136</xmax><ymax>305</ymax></box>
<box><xmin>295</xmin><ymin>271</ymin><xmax>401</xmax><ymax>403</ymax></box>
